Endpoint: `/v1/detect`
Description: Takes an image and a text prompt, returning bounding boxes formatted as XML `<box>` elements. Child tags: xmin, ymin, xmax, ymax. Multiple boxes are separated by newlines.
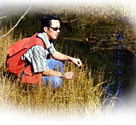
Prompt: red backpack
<box><xmin>6</xmin><ymin>33</ymin><xmax>46</xmax><ymax>84</ymax></box>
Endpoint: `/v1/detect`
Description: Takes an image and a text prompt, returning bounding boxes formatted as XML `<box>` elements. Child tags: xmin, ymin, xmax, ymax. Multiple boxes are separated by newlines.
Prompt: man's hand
<box><xmin>63</xmin><ymin>72</ymin><xmax>74</xmax><ymax>80</ymax></box>
<box><xmin>70</xmin><ymin>57</ymin><xmax>82</xmax><ymax>67</ymax></box>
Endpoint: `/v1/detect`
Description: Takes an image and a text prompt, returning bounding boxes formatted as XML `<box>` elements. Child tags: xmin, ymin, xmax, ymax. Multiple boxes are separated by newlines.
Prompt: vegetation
<box><xmin>0</xmin><ymin>27</ymin><xmax>116</xmax><ymax>117</ymax></box>
<box><xmin>0</xmin><ymin>3</ymin><xmax>135</xmax><ymax>117</ymax></box>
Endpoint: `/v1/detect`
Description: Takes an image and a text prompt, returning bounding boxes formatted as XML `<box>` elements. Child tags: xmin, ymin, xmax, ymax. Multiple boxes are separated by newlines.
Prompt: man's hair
<box><xmin>41</xmin><ymin>14</ymin><xmax>60</xmax><ymax>32</ymax></box>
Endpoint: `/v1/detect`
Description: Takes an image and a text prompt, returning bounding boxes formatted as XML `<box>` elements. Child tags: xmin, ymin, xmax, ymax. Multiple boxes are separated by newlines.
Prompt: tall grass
<box><xmin>0</xmin><ymin>28</ymin><xmax>116</xmax><ymax>117</ymax></box>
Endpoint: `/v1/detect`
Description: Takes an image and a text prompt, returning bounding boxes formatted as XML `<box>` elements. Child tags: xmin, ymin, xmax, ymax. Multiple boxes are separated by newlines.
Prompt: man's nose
<box><xmin>57</xmin><ymin>29</ymin><xmax>60</xmax><ymax>33</ymax></box>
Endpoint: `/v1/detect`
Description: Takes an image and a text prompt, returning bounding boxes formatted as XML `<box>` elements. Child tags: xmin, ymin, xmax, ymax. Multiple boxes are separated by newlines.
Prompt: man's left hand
<box><xmin>70</xmin><ymin>57</ymin><xmax>82</xmax><ymax>67</ymax></box>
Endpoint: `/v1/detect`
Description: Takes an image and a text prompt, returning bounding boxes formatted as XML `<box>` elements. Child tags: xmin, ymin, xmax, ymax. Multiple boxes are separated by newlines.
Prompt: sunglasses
<box><xmin>49</xmin><ymin>27</ymin><xmax>61</xmax><ymax>31</ymax></box>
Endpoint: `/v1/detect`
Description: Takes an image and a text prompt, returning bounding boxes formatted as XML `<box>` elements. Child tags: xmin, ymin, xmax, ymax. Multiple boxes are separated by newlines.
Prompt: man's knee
<box><xmin>47</xmin><ymin>59</ymin><xmax>64</xmax><ymax>71</ymax></box>
<box><xmin>54</xmin><ymin>59</ymin><xmax>64</xmax><ymax>69</ymax></box>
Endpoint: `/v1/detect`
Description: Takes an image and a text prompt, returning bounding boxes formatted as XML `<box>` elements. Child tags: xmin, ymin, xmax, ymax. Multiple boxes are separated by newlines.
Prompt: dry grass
<box><xmin>0</xmin><ymin>28</ymin><xmax>116</xmax><ymax>118</ymax></box>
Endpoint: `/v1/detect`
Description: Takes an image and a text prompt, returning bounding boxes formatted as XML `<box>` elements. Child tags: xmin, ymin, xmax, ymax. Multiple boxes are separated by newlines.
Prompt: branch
<box><xmin>0</xmin><ymin>16</ymin><xmax>6</xmax><ymax>20</ymax></box>
<box><xmin>61</xmin><ymin>37</ymin><xmax>99</xmax><ymax>43</ymax></box>
<box><xmin>61</xmin><ymin>37</ymin><xmax>136</xmax><ymax>56</ymax></box>
<box><xmin>1</xmin><ymin>6</ymin><xmax>31</xmax><ymax>38</ymax></box>
<box><xmin>61</xmin><ymin>37</ymin><xmax>83</xmax><ymax>42</ymax></box>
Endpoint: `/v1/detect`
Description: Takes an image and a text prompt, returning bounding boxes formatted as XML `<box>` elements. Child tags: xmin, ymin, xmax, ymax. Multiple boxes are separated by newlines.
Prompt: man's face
<box><xmin>44</xmin><ymin>20</ymin><xmax>61</xmax><ymax>40</ymax></box>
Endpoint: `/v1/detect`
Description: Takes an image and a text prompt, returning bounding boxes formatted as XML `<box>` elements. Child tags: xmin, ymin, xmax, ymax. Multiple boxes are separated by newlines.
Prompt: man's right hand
<box><xmin>63</xmin><ymin>72</ymin><xmax>74</xmax><ymax>80</ymax></box>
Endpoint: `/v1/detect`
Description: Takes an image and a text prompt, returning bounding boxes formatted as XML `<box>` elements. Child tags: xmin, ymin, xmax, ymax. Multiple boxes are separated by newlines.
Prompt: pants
<box><xmin>42</xmin><ymin>59</ymin><xmax>64</xmax><ymax>88</ymax></box>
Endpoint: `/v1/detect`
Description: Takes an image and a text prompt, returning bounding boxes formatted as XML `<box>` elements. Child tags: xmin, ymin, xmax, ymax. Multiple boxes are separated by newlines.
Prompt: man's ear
<box><xmin>43</xmin><ymin>27</ymin><xmax>48</xmax><ymax>33</ymax></box>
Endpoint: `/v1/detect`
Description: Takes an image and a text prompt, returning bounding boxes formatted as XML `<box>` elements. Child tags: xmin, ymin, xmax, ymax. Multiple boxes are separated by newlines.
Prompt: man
<box><xmin>7</xmin><ymin>14</ymin><xmax>82</xmax><ymax>88</ymax></box>
<box><xmin>21</xmin><ymin>14</ymin><xmax>82</xmax><ymax>88</ymax></box>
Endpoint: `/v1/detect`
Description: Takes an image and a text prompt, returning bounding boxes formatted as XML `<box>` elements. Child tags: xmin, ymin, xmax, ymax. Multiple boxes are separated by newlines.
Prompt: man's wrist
<box><xmin>69</xmin><ymin>57</ymin><xmax>73</xmax><ymax>61</ymax></box>
<box><xmin>60</xmin><ymin>72</ymin><xmax>64</xmax><ymax>77</ymax></box>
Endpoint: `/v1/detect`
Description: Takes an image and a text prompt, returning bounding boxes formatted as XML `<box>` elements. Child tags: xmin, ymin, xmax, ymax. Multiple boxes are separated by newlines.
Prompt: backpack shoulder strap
<box><xmin>8</xmin><ymin>33</ymin><xmax>45</xmax><ymax>57</ymax></box>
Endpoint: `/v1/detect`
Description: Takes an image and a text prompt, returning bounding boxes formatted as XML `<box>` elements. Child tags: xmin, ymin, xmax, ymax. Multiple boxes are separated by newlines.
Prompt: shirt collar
<box><xmin>37</xmin><ymin>32</ymin><xmax>51</xmax><ymax>49</ymax></box>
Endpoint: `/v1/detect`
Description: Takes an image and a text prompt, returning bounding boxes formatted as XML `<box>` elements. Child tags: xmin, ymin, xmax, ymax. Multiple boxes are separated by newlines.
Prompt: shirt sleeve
<box><xmin>48</xmin><ymin>43</ymin><xmax>56</xmax><ymax>55</ymax></box>
<box><xmin>22</xmin><ymin>45</ymin><xmax>49</xmax><ymax>73</ymax></box>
